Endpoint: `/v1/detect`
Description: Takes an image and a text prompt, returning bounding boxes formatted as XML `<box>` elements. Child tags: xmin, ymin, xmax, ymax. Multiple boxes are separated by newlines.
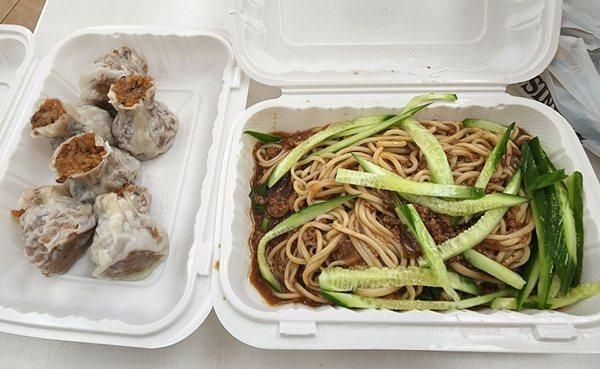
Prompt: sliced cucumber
<box><xmin>565</xmin><ymin>172</ymin><xmax>584</xmax><ymax>286</ymax></box>
<box><xmin>322</xmin><ymin>288</ymin><xmax>511</xmax><ymax>310</ymax></box>
<box><xmin>399</xmin><ymin>117</ymin><xmax>454</xmax><ymax>184</ymax></box>
<box><xmin>257</xmin><ymin>194</ymin><xmax>357</xmax><ymax>292</ymax></box>
<box><xmin>419</xmin><ymin>170</ymin><xmax>522</xmax><ymax>266</ymax></box>
<box><xmin>462</xmin><ymin>249</ymin><xmax>526</xmax><ymax>289</ymax></box>
<box><xmin>517</xmin><ymin>243</ymin><xmax>540</xmax><ymax>310</ymax></box>
<box><xmin>244</xmin><ymin>131</ymin><xmax>283</xmax><ymax>143</ymax></box>
<box><xmin>312</xmin><ymin>104</ymin><xmax>430</xmax><ymax>156</ymax></box>
<box><xmin>521</xmin><ymin>141</ymin><xmax>553</xmax><ymax>307</ymax></box>
<box><xmin>335</xmin><ymin>169</ymin><xmax>483</xmax><ymax>199</ymax></box>
<box><xmin>529</xmin><ymin>138</ymin><xmax>574</xmax><ymax>293</ymax></box>
<box><xmin>396</xmin><ymin>204</ymin><xmax>460</xmax><ymax>301</ymax></box>
<box><xmin>527</xmin><ymin>169</ymin><xmax>567</xmax><ymax>191</ymax></box>
<box><xmin>490</xmin><ymin>282</ymin><xmax>600</xmax><ymax>310</ymax></box>
<box><xmin>266</xmin><ymin>116</ymin><xmax>393</xmax><ymax>187</ymax></box>
<box><xmin>462</xmin><ymin>118</ymin><xmax>508</xmax><ymax>134</ymax></box>
<box><xmin>352</xmin><ymin>154</ymin><xmax>527</xmax><ymax>215</ymax></box>
<box><xmin>327</xmin><ymin>115</ymin><xmax>392</xmax><ymax>139</ymax></box>
<box><xmin>318</xmin><ymin>266</ymin><xmax>479</xmax><ymax>295</ymax></box>
<box><xmin>404</xmin><ymin>93</ymin><xmax>457</xmax><ymax>111</ymax></box>
<box><xmin>474</xmin><ymin>123</ymin><xmax>515</xmax><ymax>189</ymax></box>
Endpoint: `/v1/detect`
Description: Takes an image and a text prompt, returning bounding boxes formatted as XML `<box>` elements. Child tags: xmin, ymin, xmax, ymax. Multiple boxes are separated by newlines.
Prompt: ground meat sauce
<box><xmin>54</xmin><ymin>132</ymin><xmax>105</xmax><ymax>182</ymax></box>
<box><xmin>329</xmin><ymin>235</ymin><xmax>365</xmax><ymax>267</ymax></box>
<box><xmin>31</xmin><ymin>98</ymin><xmax>65</xmax><ymax>128</ymax></box>
<box><xmin>10</xmin><ymin>209</ymin><xmax>25</xmax><ymax>218</ymax></box>
<box><xmin>112</xmin><ymin>75</ymin><xmax>153</xmax><ymax>107</ymax></box>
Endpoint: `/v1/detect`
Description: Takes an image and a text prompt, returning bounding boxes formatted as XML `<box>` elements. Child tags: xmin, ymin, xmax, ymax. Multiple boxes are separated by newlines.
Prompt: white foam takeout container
<box><xmin>1</xmin><ymin>0</ymin><xmax>600</xmax><ymax>352</ymax></box>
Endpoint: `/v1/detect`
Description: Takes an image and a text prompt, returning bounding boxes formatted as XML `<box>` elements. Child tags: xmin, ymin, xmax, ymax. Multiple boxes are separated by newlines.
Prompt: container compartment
<box><xmin>0</xmin><ymin>29</ymin><xmax>231</xmax><ymax>331</ymax></box>
<box><xmin>217</xmin><ymin>94</ymin><xmax>600</xmax><ymax>324</ymax></box>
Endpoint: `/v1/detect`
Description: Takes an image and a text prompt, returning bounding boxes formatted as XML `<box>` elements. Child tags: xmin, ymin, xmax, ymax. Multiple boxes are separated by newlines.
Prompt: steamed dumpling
<box><xmin>30</xmin><ymin>98</ymin><xmax>115</xmax><ymax>147</ymax></box>
<box><xmin>79</xmin><ymin>47</ymin><xmax>148</xmax><ymax>111</ymax></box>
<box><xmin>89</xmin><ymin>184</ymin><xmax>168</xmax><ymax>280</ymax></box>
<box><xmin>12</xmin><ymin>184</ymin><xmax>96</xmax><ymax>276</ymax></box>
<box><xmin>50</xmin><ymin>132</ymin><xmax>141</xmax><ymax>202</ymax></box>
<box><xmin>107</xmin><ymin>75</ymin><xmax>178</xmax><ymax>160</ymax></box>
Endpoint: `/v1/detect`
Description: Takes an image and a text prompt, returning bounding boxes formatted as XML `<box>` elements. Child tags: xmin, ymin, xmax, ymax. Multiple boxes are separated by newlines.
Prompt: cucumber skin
<box><xmin>328</xmin><ymin>115</ymin><xmax>392</xmax><ymax>139</ymax></box>
<box><xmin>335</xmin><ymin>169</ymin><xmax>483</xmax><ymax>199</ymax></box>
<box><xmin>517</xmin><ymin>242</ymin><xmax>540</xmax><ymax>310</ymax></box>
<box><xmin>396</xmin><ymin>204</ymin><xmax>460</xmax><ymax>301</ymax></box>
<box><xmin>521</xmin><ymin>142</ymin><xmax>552</xmax><ymax>307</ymax></box>
<box><xmin>491</xmin><ymin>282</ymin><xmax>600</xmax><ymax>310</ymax></box>
<box><xmin>319</xmin><ymin>266</ymin><xmax>479</xmax><ymax>295</ymax></box>
<box><xmin>475</xmin><ymin>123</ymin><xmax>515</xmax><ymax>189</ymax></box>
<box><xmin>462</xmin><ymin>118</ymin><xmax>508</xmax><ymax>134</ymax></box>
<box><xmin>257</xmin><ymin>195</ymin><xmax>357</xmax><ymax>292</ymax></box>
<box><xmin>528</xmin><ymin>169</ymin><xmax>567</xmax><ymax>191</ymax></box>
<box><xmin>322</xmin><ymin>289</ymin><xmax>511</xmax><ymax>311</ymax></box>
<box><xmin>244</xmin><ymin>131</ymin><xmax>283</xmax><ymax>143</ymax></box>
<box><xmin>463</xmin><ymin>249</ymin><xmax>526</xmax><ymax>289</ymax></box>
<box><xmin>418</xmin><ymin>169</ymin><xmax>522</xmax><ymax>266</ymax></box>
<box><xmin>400</xmin><ymin>117</ymin><xmax>454</xmax><ymax>185</ymax></box>
<box><xmin>566</xmin><ymin>172</ymin><xmax>584</xmax><ymax>286</ymax></box>
<box><xmin>312</xmin><ymin>104</ymin><xmax>430</xmax><ymax>156</ymax></box>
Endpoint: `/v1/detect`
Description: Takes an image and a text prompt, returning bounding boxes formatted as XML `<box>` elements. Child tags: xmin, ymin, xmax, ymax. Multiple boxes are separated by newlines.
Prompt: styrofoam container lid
<box><xmin>233</xmin><ymin>0</ymin><xmax>562</xmax><ymax>88</ymax></box>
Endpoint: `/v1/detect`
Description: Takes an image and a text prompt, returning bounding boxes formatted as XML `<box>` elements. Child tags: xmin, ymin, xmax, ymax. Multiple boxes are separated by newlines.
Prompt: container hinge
<box><xmin>279</xmin><ymin>321</ymin><xmax>316</xmax><ymax>337</ymax></box>
<box><xmin>534</xmin><ymin>324</ymin><xmax>578</xmax><ymax>342</ymax></box>
<box><xmin>230</xmin><ymin>67</ymin><xmax>242</xmax><ymax>90</ymax></box>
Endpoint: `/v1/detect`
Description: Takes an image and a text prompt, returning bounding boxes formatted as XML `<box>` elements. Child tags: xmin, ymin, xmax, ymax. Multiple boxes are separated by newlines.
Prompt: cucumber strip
<box><xmin>318</xmin><ymin>266</ymin><xmax>479</xmax><ymax>295</ymax></box>
<box><xmin>490</xmin><ymin>282</ymin><xmax>600</xmax><ymax>310</ymax></box>
<box><xmin>404</xmin><ymin>92</ymin><xmax>458</xmax><ymax>111</ymax></box>
<box><xmin>257</xmin><ymin>194</ymin><xmax>357</xmax><ymax>292</ymax></box>
<box><xmin>399</xmin><ymin>117</ymin><xmax>454</xmax><ymax>184</ymax></box>
<box><xmin>266</xmin><ymin>116</ymin><xmax>394</xmax><ymax>187</ymax></box>
<box><xmin>521</xmin><ymin>142</ymin><xmax>552</xmax><ymax>307</ymax></box>
<box><xmin>529</xmin><ymin>138</ymin><xmax>574</xmax><ymax>293</ymax></box>
<box><xmin>474</xmin><ymin>123</ymin><xmax>515</xmax><ymax>189</ymax></box>
<box><xmin>321</xmin><ymin>288</ymin><xmax>511</xmax><ymax>310</ymax></box>
<box><xmin>527</xmin><ymin>169</ymin><xmax>567</xmax><ymax>191</ymax></box>
<box><xmin>396</xmin><ymin>204</ymin><xmax>460</xmax><ymax>301</ymax></box>
<box><xmin>462</xmin><ymin>249</ymin><xmax>526</xmax><ymax>289</ymax></box>
<box><xmin>419</xmin><ymin>170</ymin><xmax>522</xmax><ymax>266</ymax></box>
<box><xmin>549</xmin><ymin>275</ymin><xmax>561</xmax><ymax>298</ymax></box>
<box><xmin>244</xmin><ymin>131</ymin><xmax>283</xmax><ymax>143</ymax></box>
<box><xmin>462</xmin><ymin>118</ymin><xmax>508</xmax><ymax>134</ymax></box>
<box><xmin>335</xmin><ymin>169</ymin><xmax>483</xmax><ymax>199</ymax></box>
<box><xmin>327</xmin><ymin>115</ymin><xmax>392</xmax><ymax>139</ymax></box>
<box><xmin>352</xmin><ymin>154</ymin><xmax>527</xmax><ymax>215</ymax></box>
<box><xmin>517</xmin><ymin>242</ymin><xmax>540</xmax><ymax>310</ymax></box>
<box><xmin>565</xmin><ymin>172</ymin><xmax>584</xmax><ymax>286</ymax></box>
<box><xmin>312</xmin><ymin>104</ymin><xmax>430</xmax><ymax>156</ymax></box>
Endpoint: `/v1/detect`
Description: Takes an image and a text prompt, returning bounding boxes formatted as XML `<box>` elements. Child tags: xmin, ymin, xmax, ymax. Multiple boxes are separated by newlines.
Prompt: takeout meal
<box><xmin>247</xmin><ymin>93</ymin><xmax>599</xmax><ymax>311</ymax></box>
<box><xmin>11</xmin><ymin>47</ymin><xmax>178</xmax><ymax>280</ymax></box>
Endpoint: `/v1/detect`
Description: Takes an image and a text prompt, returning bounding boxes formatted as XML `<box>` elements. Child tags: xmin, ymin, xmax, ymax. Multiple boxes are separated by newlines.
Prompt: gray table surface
<box><xmin>0</xmin><ymin>0</ymin><xmax>598</xmax><ymax>367</ymax></box>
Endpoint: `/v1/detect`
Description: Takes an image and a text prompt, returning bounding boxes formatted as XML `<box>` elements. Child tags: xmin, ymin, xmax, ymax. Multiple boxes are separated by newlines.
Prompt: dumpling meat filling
<box><xmin>108</xmin><ymin>75</ymin><xmax>179</xmax><ymax>160</ymax></box>
<box><xmin>90</xmin><ymin>185</ymin><xmax>168</xmax><ymax>280</ymax></box>
<box><xmin>50</xmin><ymin>132</ymin><xmax>141</xmax><ymax>202</ymax></box>
<box><xmin>30</xmin><ymin>98</ymin><xmax>115</xmax><ymax>147</ymax></box>
<box><xmin>79</xmin><ymin>47</ymin><xmax>148</xmax><ymax>111</ymax></box>
<box><xmin>11</xmin><ymin>185</ymin><xmax>96</xmax><ymax>276</ymax></box>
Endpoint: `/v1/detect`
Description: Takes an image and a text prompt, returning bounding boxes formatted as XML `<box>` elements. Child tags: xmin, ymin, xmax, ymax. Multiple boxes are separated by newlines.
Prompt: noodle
<box><xmin>249</xmin><ymin>120</ymin><xmax>533</xmax><ymax>305</ymax></box>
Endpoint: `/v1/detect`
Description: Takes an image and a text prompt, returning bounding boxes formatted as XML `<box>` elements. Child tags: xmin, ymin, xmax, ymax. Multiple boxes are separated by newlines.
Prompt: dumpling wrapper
<box><xmin>30</xmin><ymin>98</ymin><xmax>115</xmax><ymax>146</ymax></box>
<box><xmin>50</xmin><ymin>132</ymin><xmax>141</xmax><ymax>202</ymax></box>
<box><xmin>13</xmin><ymin>185</ymin><xmax>96</xmax><ymax>277</ymax></box>
<box><xmin>79</xmin><ymin>47</ymin><xmax>148</xmax><ymax>110</ymax></box>
<box><xmin>107</xmin><ymin>75</ymin><xmax>178</xmax><ymax>161</ymax></box>
<box><xmin>89</xmin><ymin>185</ymin><xmax>169</xmax><ymax>280</ymax></box>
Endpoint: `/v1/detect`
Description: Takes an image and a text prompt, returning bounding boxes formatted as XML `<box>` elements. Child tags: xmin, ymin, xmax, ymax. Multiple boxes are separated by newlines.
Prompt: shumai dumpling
<box><xmin>11</xmin><ymin>184</ymin><xmax>96</xmax><ymax>276</ymax></box>
<box><xmin>30</xmin><ymin>98</ymin><xmax>115</xmax><ymax>147</ymax></box>
<box><xmin>79</xmin><ymin>47</ymin><xmax>148</xmax><ymax>111</ymax></box>
<box><xmin>50</xmin><ymin>132</ymin><xmax>141</xmax><ymax>202</ymax></box>
<box><xmin>89</xmin><ymin>184</ymin><xmax>168</xmax><ymax>280</ymax></box>
<box><xmin>107</xmin><ymin>75</ymin><xmax>178</xmax><ymax>161</ymax></box>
